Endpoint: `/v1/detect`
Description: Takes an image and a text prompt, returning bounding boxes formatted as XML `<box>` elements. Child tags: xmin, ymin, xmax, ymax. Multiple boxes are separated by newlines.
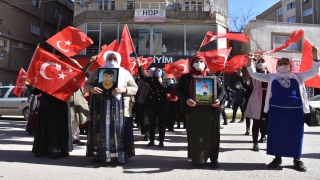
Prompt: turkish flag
<box><xmin>300</xmin><ymin>38</ymin><xmax>320</xmax><ymax>88</ymax></box>
<box><xmin>118</xmin><ymin>25</ymin><xmax>135</xmax><ymax>71</ymax></box>
<box><xmin>164</xmin><ymin>59</ymin><xmax>189</xmax><ymax>78</ymax></box>
<box><xmin>266</xmin><ymin>30</ymin><xmax>304</xmax><ymax>54</ymax></box>
<box><xmin>26</xmin><ymin>46</ymin><xmax>86</xmax><ymax>102</ymax></box>
<box><xmin>263</xmin><ymin>55</ymin><xmax>279</xmax><ymax>74</ymax></box>
<box><xmin>200</xmin><ymin>48</ymin><xmax>231</xmax><ymax>72</ymax></box>
<box><xmin>12</xmin><ymin>68</ymin><xmax>27</xmax><ymax>97</ymax></box>
<box><xmin>46</xmin><ymin>26</ymin><xmax>93</xmax><ymax>57</ymax></box>
<box><xmin>201</xmin><ymin>31</ymin><xmax>249</xmax><ymax>47</ymax></box>
<box><xmin>129</xmin><ymin>56</ymin><xmax>154</xmax><ymax>75</ymax></box>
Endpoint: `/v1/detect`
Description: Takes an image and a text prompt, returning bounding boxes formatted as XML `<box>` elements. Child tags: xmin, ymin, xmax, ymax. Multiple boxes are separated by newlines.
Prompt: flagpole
<box><xmin>198</xmin><ymin>31</ymin><xmax>208</xmax><ymax>51</ymax></box>
<box><xmin>52</xmin><ymin>15</ymin><xmax>63</xmax><ymax>54</ymax></box>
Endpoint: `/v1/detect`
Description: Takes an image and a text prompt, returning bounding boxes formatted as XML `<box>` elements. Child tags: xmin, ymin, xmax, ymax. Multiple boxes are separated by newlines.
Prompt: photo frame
<box><xmin>192</xmin><ymin>75</ymin><xmax>217</xmax><ymax>106</ymax></box>
<box><xmin>97</xmin><ymin>68</ymin><xmax>119</xmax><ymax>93</ymax></box>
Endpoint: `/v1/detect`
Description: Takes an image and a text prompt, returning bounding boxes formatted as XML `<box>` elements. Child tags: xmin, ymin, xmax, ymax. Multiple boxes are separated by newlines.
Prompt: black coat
<box><xmin>233</xmin><ymin>88</ymin><xmax>246</xmax><ymax>104</ymax></box>
<box><xmin>138</xmin><ymin>66</ymin><xmax>169</xmax><ymax>108</ymax></box>
<box><xmin>175</xmin><ymin>73</ymin><xmax>226</xmax><ymax>113</ymax></box>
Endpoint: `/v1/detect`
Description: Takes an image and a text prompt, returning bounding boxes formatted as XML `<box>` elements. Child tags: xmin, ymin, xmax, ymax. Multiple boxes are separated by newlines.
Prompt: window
<box><xmin>287</xmin><ymin>16</ymin><xmax>296</xmax><ymax>23</ymax></box>
<box><xmin>69</xmin><ymin>16</ymin><xmax>73</xmax><ymax>25</ymax></box>
<box><xmin>98</xmin><ymin>0</ymin><xmax>108</xmax><ymax>10</ymax></box>
<box><xmin>32</xmin><ymin>0</ymin><xmax>41</xmax><ymax>8</ymax></box>
<box><xmin>277</xmin><ymin>9</ymin><xmax>283</xmax><ymax>16</ymax></box>
<box><xmin>302</xmin><ymin>8</ymin><xmax>313</xmax><ymax>17</ymax></box>
<box><xmin>54</xmin><ymin>8</ymin><xmax>60</xmax><ymax>18</ymax></box>
<box><xmin>30</xmin><ymin>24</ymin><xmax>40</xmax><ymax>36</ymax></box>
<box><xmin>110</xmin><ymin>1</ymin><xmax>115</xmax><ymax>10</ymax></box>
<box><xmin>0</xmin><ymin>19</ymin><xmax>2</xmax><ymax>24</ymax></box>
<box><xmin>0</xmin><ymin>88</ymin><xmax>9</xmax><ymax>98</ymax></box>
<box><xmin>287</xmin><ymin>1</ymin><xmax>295</xmax><ymax>10</ymax></box>
<box><xmin>184</xmin><ymin>1</ymin><xmax>203</xmax><ymax>11</ymax></box>
<box><xmin>0</xmin><ymin>39</ymin><xmax>5</xmax><ymax>47</ymax></box>
<box><xmin>273</xmin><ymin>34</ymin><xmax>302</xmax><ymax>51</ymax></box>
<box><xmin>127</xmin><ymin>1</ymin><xmax>135</xmax><ymax>9</ymax></box>
<box><xmin>44</xmin><ymin>30</ymin><xmax>50</xmax><ymax>39</ymax></box>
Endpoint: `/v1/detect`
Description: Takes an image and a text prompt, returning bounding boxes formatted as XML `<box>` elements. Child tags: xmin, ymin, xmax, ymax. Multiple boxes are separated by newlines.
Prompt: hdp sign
<box><xmin>134</xmin><ymin>9</ymin><xmax>166</xmax><ymax>22</ymax></box>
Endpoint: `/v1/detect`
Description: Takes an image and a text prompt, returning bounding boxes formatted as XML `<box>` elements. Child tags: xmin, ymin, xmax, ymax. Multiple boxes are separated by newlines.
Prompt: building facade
<box><xmin>73</xmin><ymin>0</ymin><xmax>228</xmax><ymax>68</ymax></box>
<box><xmin>256</xmin><ymin>0</ymin><xmax>320</xmax><ymax>24</ymax></box>
<box><xmin>0</xmin><ymin>0</ymin><xmax>74</xmax><ymax>86</ymax></box>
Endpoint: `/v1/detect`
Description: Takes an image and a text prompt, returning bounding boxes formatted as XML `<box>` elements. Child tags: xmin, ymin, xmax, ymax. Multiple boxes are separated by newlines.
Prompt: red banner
<box><xmin>12</xmin><ymin>68</ymin><xmax>27</xmax><ymax>97</ymax></box>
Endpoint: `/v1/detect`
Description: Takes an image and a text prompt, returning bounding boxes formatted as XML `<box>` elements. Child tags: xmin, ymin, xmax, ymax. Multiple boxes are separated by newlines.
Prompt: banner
<box><xmin>134</xmin><ymin>9</ymin><xmax>166</xmax><ymax>22</ymax></box>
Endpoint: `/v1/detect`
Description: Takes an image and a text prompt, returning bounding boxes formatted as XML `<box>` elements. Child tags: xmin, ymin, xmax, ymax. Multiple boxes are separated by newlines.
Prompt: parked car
<box><xmin>309</xmin><ymin>94</ymin><xmax>320</xmax><ymax>109</ymax></box>
<box><xmin>0</xmin><ymin>86</ymin><xmax>29</xmax><ymax>120</ymax></box>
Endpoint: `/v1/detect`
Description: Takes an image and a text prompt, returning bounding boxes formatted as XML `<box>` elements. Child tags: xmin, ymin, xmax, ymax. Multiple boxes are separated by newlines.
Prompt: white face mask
<box><xmin>192</xmin><ymin>62</ymin><xmax>205</xmax><ymax>71</ymax></box>
<box><xmin>106</xmin><ymin>61</ymin><xmax>119</xmax><ymax>68</ymax></box>
<box><xmin>169</xmin><ymin>79</ymin><xmax>174</xmax><ymax>84</ymax></box>
<box><xmin>277</xmin><ymin>65</ymin><xmax>290</xmax><ymax>73</ymax></box>
<box><xmin>257</xmin><ymin>62</ymin><xmax>267</xmax><ymax>70</ymax></box>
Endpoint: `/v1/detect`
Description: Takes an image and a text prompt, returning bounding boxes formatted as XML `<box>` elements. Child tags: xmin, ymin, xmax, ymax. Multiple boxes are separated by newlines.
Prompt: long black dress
<box><xmin>26</xmin><ymin>85</ymin><xmax>69</xmax><ymax>158</ymax></box>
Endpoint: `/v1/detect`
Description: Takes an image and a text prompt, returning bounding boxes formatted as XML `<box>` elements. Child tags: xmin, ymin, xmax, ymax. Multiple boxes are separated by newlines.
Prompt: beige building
<box><xmin>73</xmin><ymin>0</ymin><xmax>228</xmax><ymax>66</ymax></box>
<box><xmin>256</xmin><ymin>0</ymin><xmax>320</xmax><ymax>24</ymax></box>
<box><xmin>244</xmin><ymin>20</ymin><xmax>320</xmax><ymax>96</ymax></box>
<box><xmin>0</xmin><ymin>0</ymin><xmax>73</xmax><ymax>86</ymax></box>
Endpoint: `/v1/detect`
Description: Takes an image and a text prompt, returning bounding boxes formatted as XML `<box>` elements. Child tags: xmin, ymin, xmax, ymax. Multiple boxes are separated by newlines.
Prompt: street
<box><xmin>0</xmin><ymin>116</ymin><xmax>319</xmax><ymax>180</ymax></box>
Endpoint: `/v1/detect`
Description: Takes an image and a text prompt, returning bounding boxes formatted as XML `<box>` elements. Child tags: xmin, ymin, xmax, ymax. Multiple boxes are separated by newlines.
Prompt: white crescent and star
<box><xmin>176</xmin><ymin>64</ymin><xmax>187</xmax><ymax>73</ymax></box>
<box><xmin>56</xmin><ymin>40</ymin><xmax>71</xmax><ymax>52</ymax></box>
<box><xmin>210</xmin><ymin>35</ymin><xmax>219</xmax><ymax>41</ymax></box>
<box><xmin>40</xmin><ymin>62</ymin><xmax>68</xmax><ymax>80</ymax></box>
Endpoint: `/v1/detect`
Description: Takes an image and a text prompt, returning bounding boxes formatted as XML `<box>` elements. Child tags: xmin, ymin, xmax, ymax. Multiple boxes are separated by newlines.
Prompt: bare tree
<box><xmin>229</xmin><ymin>5</ymin><xmax>256</xmax><ymax>33</ymax></box>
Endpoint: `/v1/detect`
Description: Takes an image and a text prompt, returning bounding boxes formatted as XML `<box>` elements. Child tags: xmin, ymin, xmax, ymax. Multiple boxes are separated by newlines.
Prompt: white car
<box><xmin>0</xmin><ymin>86</ymin><xmax>29</xmax><ymax>120</ymax></box>
<box><xmin>309</xmin><ymin>95</ymin><xmax>320</xmax><ymax>109</ymax></box>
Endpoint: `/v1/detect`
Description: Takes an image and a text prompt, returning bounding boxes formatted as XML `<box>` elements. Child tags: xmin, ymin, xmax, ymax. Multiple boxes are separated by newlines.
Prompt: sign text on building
<box><xmin>134</xmin><ymin>9</ymin><xmax>166</xmax><ymax>22</ymax></box>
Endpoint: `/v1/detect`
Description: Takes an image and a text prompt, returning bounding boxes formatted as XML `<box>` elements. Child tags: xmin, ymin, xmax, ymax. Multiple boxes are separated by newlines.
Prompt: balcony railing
<box><xmin>74</xmin><ymin>1</ymin><xmax>228</xmax><ymax>17</ymax></box>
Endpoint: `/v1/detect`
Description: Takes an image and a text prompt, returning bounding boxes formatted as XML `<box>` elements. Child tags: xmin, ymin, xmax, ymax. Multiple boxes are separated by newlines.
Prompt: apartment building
<box><xmin>0</xmin><ymin>0</ymin><xmax>73</xmax><ymax>85</ymax></box>
<box><xmin>256</xmin><ymin>0</ymin><xmax>320</xmax><ymax>24</ymax></box>
<box><xmin>73</xmin><ymin>0</ymin><xmax>228</xmax><ymax>68</ymax></box>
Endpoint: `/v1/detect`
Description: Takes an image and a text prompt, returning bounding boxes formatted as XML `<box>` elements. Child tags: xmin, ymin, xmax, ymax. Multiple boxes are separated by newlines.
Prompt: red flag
<box><xmin>200</xmin><ymin>48</ymin><xmax>231</xmax><ymax>72</ymax></box>
<box><xmin>12</xmin><ymin>68</ymin><xmax>27</xmax><ymax>97</ymax></box>
<box><xmin>264</xmin><ymin>56</ymin><xmax>279</xmax><ymax>74</ymax></box>
<box><xmin>118</xmin><ymin>25</ymin><xmax>135</xmax><ymax>71</ymax></box>
<box><xmin>300</xmin><ymin>38</ymin><xmax>320</xmax><ymax>88</ymax></box>
<box><xmin>26</xmin><ymin>46</ymin><xmax>86</xmax><ymax>102</ymax></box>
<box><xmin>266</xmin><ymin>30</ymin><xmax>304</xmax><ymax>54</ymax></box>
<box><xmin>201</xmin><ymin>31</ymin><xmax>249</xmax><ymax>47</ymax></box>
<box><xmin>129</xmin><ymin>56</ymin><xmax>154</xmax><ymax>75</ymax></box>
<box><xmin>46</xmin><ymin>26</ymin><xmax>93</xmax><ymax>57</ymax></box>
<box><xmin>164</xmin><ymin>59</ymin><xmax>189</xmax><ymax>78</ymax></box>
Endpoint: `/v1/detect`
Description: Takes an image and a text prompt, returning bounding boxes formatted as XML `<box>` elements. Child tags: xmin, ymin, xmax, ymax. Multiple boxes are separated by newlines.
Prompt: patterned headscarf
<box><xmin>189</xmin><ymin>55</ymin><xmax>208</xmax><ymax>76</ymax></box>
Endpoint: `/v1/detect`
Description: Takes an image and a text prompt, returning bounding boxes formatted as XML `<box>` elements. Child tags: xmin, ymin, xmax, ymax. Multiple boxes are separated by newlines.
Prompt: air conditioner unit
<box><xmin>0</xmin><ymin>39</ymin><xmax>4</xmax><ymax>47</ymax></box>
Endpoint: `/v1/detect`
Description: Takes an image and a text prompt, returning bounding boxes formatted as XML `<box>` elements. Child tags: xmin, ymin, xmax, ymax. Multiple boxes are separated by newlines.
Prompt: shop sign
<box><xmin>134</xmin><ymin>9</ymin><xmax>166</xmax><ymax>22</ymax></box>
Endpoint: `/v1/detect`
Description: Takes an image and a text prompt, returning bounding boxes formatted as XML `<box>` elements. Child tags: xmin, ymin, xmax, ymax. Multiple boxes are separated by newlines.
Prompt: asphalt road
<box><xmin>0</xmin><ymin>116</ymin><xmax>319</xmax><ymax>180</ymax></box>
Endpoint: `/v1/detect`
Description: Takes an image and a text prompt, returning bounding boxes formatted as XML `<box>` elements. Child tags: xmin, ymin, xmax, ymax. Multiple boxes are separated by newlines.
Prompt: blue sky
<box><xmin>229</xmin><ymin>0</ymin><xmax>280</xmax><ymax>17</ymax></box>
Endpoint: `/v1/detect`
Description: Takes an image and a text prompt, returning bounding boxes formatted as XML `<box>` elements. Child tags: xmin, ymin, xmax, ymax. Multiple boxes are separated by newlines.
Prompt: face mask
<box><xmin>154</xmin><ymin>71</ymin><xmax>162</xmax><ymax>78</ymax></box>
<box><xmin>169</xmin><ymin>79</ymin><xmax>174</xmax><ymax>84</ymax></box>
<box><xmin>236</xmin><ymin>85</ymin><xmax>239</xmax><ymax>89</ymax></box>
<box><xmin>257</xmin><ymin>62</ymin><xmax>267</xmax><ymax>70</ymax></box>
<box><xmin>277</xmin><ymin>65</ymin><xmax>290</xmax><ymax>73</ymax></box>
<box><xmin>106</xmin><ymin>61</ymin><xmax>119</xmax><ymax>68</ymax></box>
<box><xmin>193</xmin><ymin>62</ymin><xmax>205</xmax><ymax>71</ymax></box>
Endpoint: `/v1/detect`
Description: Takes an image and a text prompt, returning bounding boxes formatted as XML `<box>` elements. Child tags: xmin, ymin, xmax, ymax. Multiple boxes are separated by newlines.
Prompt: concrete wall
<box><xmin>244</xmin><ymin>20</ymin><xmax>320</xmax><ymax>59</ymax></box>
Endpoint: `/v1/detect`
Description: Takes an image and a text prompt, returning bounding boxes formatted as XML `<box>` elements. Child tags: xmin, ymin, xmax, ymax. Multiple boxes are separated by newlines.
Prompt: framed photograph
<box><xmin>97</xmin><ymin>68</ymin><xmax>119</xmax><ymax>94</ymax></box>
<box><xmin>192</xmin><ymin>76</ymin><xmax>217</xmax><ymax>106</ymax></box>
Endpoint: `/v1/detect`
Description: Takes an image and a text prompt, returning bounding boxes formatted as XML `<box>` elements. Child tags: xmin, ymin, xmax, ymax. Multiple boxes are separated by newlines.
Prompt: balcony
<box><xmin>74</xmin><ymin>1</ymin><xmax>228</xmax><ymax>27</ymax></box>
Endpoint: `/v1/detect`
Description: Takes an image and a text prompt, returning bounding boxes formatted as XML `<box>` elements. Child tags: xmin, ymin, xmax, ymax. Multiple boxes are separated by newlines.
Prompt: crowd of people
<box><xmin>23</xmin><ymin>45</ymin><xmax>320</xmax><ymax>172</ymax></box>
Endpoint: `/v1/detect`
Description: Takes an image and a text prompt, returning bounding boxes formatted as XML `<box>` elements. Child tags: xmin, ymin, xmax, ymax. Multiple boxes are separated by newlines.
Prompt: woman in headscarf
<box><xmin>175</xmin><ymin>55</ymin><xmax>226</xmax><ymax>168</ymax></box>
<box><xmin>136</xmin><ymin>68</ymin><xmax>155</xmax><ymax>141</ymax></box>
<box><xmin>136</xmin><ymin>59</ymin><xmax>169</xmax><ymax>148</ymax></box>
<box><xmin>85</xmin><ymin>51</ymin><xmax>138</xmax><ymax>163</ymax></box>
<box><xmin>245</xmin><ymin>57</ymin><xmax>269</xmax><ymax>151</ymax></box>
<box><xmin>246</xmin><ymin>46</ymin><xmax>320</xmax><ymax>172</ymax></box>
<box><xmin>166</xmin><ymin>77</ymin><xmax>179</xmax><ymax>131</ymax></box>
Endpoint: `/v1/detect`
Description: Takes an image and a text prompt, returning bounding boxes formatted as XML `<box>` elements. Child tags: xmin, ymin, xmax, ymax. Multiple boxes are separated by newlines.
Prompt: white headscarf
<box><xmin>147</xmin><ymin>67</ymin><xmax>156</xmax><ymax>77</ymax></box>
<box><xmin>103</xmin><ymin>51</ymin><xmax>133</xmax><ymax>89</ymax></box>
